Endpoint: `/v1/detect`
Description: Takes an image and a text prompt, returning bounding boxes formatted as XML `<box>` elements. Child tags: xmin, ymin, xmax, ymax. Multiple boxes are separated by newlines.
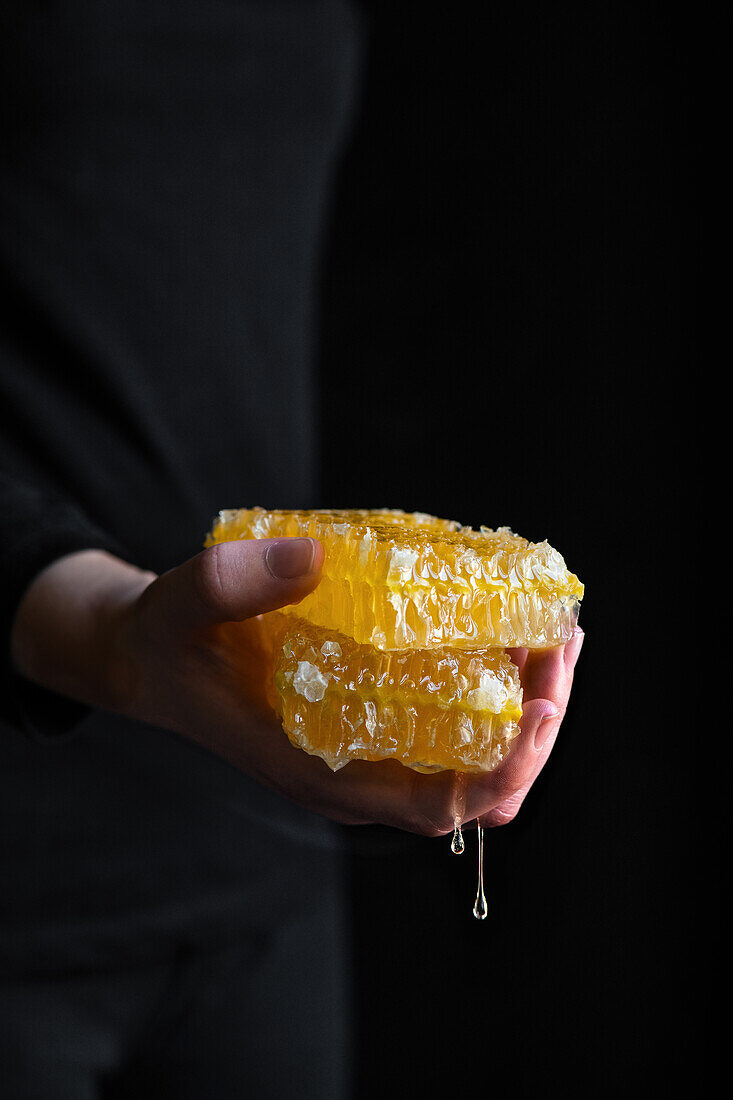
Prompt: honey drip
<box><xmin>451</xmin><ymin>771</ymin><xmax>466</xmax><ymax>853</ymax></box>
<box><xmin>472</xmin><ymin>824</ymin><xmax>488</xmax><ymax>921</ymax></box>
<box><xmin>203</xmin><ymin>508</ymin><xmax>584</xmax><ymax>920</ymax></box>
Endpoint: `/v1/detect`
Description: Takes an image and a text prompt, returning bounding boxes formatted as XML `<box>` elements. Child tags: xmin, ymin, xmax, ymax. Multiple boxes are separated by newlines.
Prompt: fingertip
<box><xmin>310</xmin><ymin>537</ymin><xmax>325</xmax><ymax>574</ymax></box>
<box><xmin>518</xmin><ymin>695</ymin><xmax>558</xmax><ymax>729</ymax></box>
<box><xmin>176</xmin><ymin>537</ymin><xmax>324</xmax><ymax>629</ymax></box>
<box><xmin>519</xmin><ymin>643</ymin><xmax>567</xmax><ymax>701</ymax></box>
<box><xmin>263</xmin><ymin>536</ymin><xmax>323</xmax><ymax>611</ymax></box>
<box><xmin>265</xmin><ymin>537</ymin><xmax>321</xmax><ymax>580</ymax></box>
<box><xmin>506</xmin><ymin>645</ymin><xmax>529</xmax><ymax>673</ymax></box>
<box><xmin>564</xmin><ymin>626</ymin><xmax>584</xmax><ymax>670</ymax></box>
<box><xmin>531</xmin><ymin>701</ymin><xmax>560</xmax><ymax>750</ymax></box>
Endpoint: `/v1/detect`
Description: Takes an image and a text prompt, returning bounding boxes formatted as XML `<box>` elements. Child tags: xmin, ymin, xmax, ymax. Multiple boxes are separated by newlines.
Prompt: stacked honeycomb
<box><xmin>205</xmin><ymin>508</ymin><xmax>583</xmax><ymax>773</ymax></box>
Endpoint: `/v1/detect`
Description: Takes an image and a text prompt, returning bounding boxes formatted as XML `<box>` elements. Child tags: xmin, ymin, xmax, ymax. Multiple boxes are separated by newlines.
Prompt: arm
<box><xmin>11</xmin><ymin>538</ymin><xmax>583</xmax><ymax>834</ymax></box>
<box><xmin>0</xmin><ymin>474</ymin><xmax>130</xmax><ymax>733</ymax></box>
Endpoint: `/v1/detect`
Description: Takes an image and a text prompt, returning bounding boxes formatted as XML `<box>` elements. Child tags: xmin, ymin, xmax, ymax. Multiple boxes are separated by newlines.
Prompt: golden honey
<box><xmin>206</xmin><ymin>507</ymin><xmax>584</xmax><ymax>650</ymax></box>
<box><xmin>205</xmin><ymin>508</ymin><xmax>584</xmax><ymax>772</ymax></box>
<box><xmin>259</xmin><ymin>613</ymin><xmax>522</xmax><ymax>773</ymax></box>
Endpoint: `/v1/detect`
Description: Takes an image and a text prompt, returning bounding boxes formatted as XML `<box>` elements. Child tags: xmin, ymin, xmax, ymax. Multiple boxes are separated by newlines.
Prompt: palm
<box><xmin>186</xmin><ymin>620</ymin><xmax>583</xmax><ymax>836</ymax></box>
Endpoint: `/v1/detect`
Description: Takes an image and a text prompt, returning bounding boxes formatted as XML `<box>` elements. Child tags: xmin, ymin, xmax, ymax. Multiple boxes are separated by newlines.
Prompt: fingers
<box><xmin>149</xmin><ymin>538</ymin><xmax>324</xmax><ymax>634</ymax></box>
<box><xmin>142</xmin><ymin>547</ymin><xmax>583</xmax><ymax>837</ymax></box>
<box><xmin>460</xmin><ymin>628</ymin><xmax>584</xmax><ymax>828</ymax></box>
<box><xmin>252</xmin><ymin>629</ymin><xmax>585</xmax><ymax>835</ymax></box>
<box><xmin>283</xmin><ymin>693</ymin><xmax>566</xmax><ymax>835</ymax></box>
<box><xmin>458</xmin><ymin>698</ymin><xmax>558</xmax><ymax>826</ymax></box>
<box><xmin>520</xmin><ymin>627</ymin><xmax>584</xmax><ymax>710</ymax></box>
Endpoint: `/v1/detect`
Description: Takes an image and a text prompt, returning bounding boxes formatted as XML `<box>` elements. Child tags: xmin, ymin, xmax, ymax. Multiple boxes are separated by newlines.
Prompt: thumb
<box><xmin>152</xmin><ymin>537</ymin><xmax>324</xmax><ymax>633</ymax></box>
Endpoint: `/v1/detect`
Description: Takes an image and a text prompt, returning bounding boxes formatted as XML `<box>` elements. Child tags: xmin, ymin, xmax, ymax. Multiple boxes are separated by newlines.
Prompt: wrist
<box><xmin>10</xmin><ymin>550</ymin><xmax>156</xmax><ymax>713</ymax></box>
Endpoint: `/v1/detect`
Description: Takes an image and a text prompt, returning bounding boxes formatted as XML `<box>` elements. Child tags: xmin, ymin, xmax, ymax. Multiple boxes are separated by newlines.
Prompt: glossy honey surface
<box><xmin>206</xmin><ymin>508</ymin><xmax>584</xmax><ymax>650</ymax></box>
<box><xmin>259</xmin><ymin>613</ymin><xmax>522</xmax><ymax>773</ymax></box>
<box><xmin>206</xmin><ymin>509</ymin><xmax>584</xmax><ymax>772</ymax></box>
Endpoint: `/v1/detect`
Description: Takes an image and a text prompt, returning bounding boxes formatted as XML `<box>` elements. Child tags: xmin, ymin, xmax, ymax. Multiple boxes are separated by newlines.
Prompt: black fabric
<box><xmin>0</xmin><ymin>840</ymin><xmax>350</xmax><ymax>1100</ymax></box>
<box><xmin>0</xmin><ymin>0</ymin><xmax>361</xmax><ymax>1021</ymax></box>
<box><xmin>0</xmin><ymin>475</ymin><xmax>128</xmax><ymax>733</ymax></box>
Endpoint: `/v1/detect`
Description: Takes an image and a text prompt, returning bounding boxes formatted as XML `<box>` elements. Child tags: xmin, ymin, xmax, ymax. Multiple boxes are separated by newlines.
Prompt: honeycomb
<box><xmin>205</xmin><ymin>508</ymin><xmax>584</xmax><ymax>650</ymax></box>
<box><xmin>205</xmin><ymin>508</ymin><xmax>584</xmax><ymax>773</ymax></box>
<box><xmin>258</xmin><ymin>613</ymin><xmax>522</xmax><ymax>773</ymax></box>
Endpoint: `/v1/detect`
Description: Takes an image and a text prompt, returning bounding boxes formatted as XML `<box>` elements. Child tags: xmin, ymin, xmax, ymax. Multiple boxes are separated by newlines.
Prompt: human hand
<box><xmin>460</xmin><ymin>631</ymin><xmax>584</xmax><ymax>829</ymax></box>
<box><xmin>11</xmin><ymin>540</ymin><xmax>582</xmax><ymax>835</ymax></box>
<box><xmin>304</xmin><ymin>627</ymin><xmax>584</xmax><ymax>834</ymax></box>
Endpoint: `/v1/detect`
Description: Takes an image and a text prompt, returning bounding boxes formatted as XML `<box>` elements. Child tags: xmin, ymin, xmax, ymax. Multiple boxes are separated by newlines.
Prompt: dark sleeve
<box><xmin>0</xmin><ymin>473</ymin><xmax>128</xmax><ymax>736</ymax></box>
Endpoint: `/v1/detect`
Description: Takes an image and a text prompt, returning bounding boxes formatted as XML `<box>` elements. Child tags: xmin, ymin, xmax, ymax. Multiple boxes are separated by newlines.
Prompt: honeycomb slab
<box><xmin>260</xmin><ymin>613</ymin><xmax>522</xmax><ymax>773</ymax></box>
<box><xmin>205</xmin><ymin>508</ymin><xmax>584</xmax><ymax>773</ymax></box>
<box><xmin>206</xmin><ymin>508</ymin><xmax>584</xmax><ymax>650</ymax></box>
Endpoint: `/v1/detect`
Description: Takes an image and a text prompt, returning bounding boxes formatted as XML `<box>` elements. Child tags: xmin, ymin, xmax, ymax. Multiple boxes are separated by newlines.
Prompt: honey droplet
<box><xmin>472</xmin><ymin>823</ymin><xmax>488</xmax><ymax>921</ymax></box>
<box><xmin>451</xmin><ymin>771</ymin><xmax>466</xmax><ymax>854</ymax></box>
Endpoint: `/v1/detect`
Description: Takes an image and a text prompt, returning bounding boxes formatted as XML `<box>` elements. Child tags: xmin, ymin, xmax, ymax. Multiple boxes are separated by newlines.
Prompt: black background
<box><xmin>319</xmin><ymin>3</ymin><xmax>693</xmax><ymax>1095</ymax></box>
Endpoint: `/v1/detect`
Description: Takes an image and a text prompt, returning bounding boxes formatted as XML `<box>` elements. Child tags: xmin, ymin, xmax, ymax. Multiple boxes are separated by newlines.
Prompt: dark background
<box><xmin>318</xmin><ymin>3</ymin><xmax>693</xmax><ymax>1095</ymax></box>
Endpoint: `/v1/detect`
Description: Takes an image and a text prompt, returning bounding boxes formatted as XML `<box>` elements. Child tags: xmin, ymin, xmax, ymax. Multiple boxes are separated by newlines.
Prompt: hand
<box><xmin>462</xmin><ymin>632</ymin><xmax>584</xmax><ymax>828</ymax></box>
<box><xmin>11</xmin><ymin>540</ymin><xmax>583</xmax><ymax>835</ymax></box>
<box><xmin>312</xmin><ymin>628</ymin><xmax>584</xmax><ymax>834</ymax></box>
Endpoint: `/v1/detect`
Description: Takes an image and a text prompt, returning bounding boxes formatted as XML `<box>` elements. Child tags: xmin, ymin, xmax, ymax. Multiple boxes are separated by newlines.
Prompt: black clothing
<box><xmin>0</xmin><ymin>842</ymin><xmax>350</xmax><ymax>1100</ymax></box>
<box><xmin>0</xmin><ymin>1</ymin><xmax>361</xmax><ymax>1079</ymax></box>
